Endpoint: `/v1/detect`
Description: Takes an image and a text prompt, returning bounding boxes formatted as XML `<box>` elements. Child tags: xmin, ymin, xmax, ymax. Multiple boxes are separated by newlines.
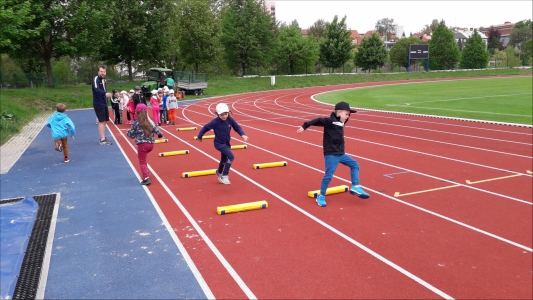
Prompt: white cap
<box><xmin>129</xmin><ymin>89</ymin><xmax>134</xmax><ymax>93</ymax></box>
<box><xmin>169</xmin><ymin>89</ymin><xmax>175</xmax><ymax>94</ymax></box>
<box><xmin>163</xmin><ymin>86</ymin><xmax>169</xmax><ymax>92</ymax></box>
<box><xmin>151</xmin><ymin>89</ymin><xmax>158</xmax><ymax>95</ymax></box>
<box><xmin>216</xmin><ymin>103</ymin><xmax>230</xmax><ymax>115</ymax></box>
<box><xmin>120</xmin><ymin>90</ymin><xmax>127</xmax><ymax>94</ymax></box>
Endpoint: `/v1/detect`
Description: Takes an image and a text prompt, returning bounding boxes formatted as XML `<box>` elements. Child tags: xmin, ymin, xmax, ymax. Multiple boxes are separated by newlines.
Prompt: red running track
<box><xmin>107</xmin><ymin>77</ymin><xmax>532</xmax><ymax>299</ymax></box>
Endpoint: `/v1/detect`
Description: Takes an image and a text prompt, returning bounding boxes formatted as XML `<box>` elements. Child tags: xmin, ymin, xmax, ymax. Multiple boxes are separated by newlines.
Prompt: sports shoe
<box><xmin>99</xmin><ymin>138</ymin><xmax>113</xmax><ymax>145</ymax></box>
<box><xmin>64</xmin><ymin>157</ymin><xmax>69</xmax><ymax>163</ymax></box>
<box><xmin>220</xmin><ymin>175</ymin><xmax>230</xmax><ymax>185</ymax></box>
<box><xmin>350</xmin><ymin>185</ymin><xmax>370</xmax><ymax>199</ymax></box>
<box><xmin>215</xmin><ymin>170</ymin><xmax>224</xmax><ymax>184</ymax></box>
<box><xmin>316</xmin><ymin>194</ymin><xmax>326</xmax><ymax>207</ymax></box>
<box><xmin>141</xmin><ymin>178</ymin><xmax>151</xmax><ymax>185</ymax></box>
<box><xmin>57</xmin><ymin>142</ymin><xmax>62</xmax><ymax>152</ymax></box>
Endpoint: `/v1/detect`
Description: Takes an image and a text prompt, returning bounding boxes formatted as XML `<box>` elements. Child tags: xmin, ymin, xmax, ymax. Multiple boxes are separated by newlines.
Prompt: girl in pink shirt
<box><xmin>149</xmin><ymin>90</ymin><xmax>161</xmax><ymax>125</ymax></box>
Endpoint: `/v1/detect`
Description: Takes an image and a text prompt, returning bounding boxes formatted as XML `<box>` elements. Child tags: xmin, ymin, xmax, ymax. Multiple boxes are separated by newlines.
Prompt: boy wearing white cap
<box><xmin>297</xmin><ymin>101</ymin><xmax>370</xmax><ymax>207</ymax></box>
<box><xmin>197</xmin><ymin>103</ymin><xmax>248</xmax><ymax>184</ymax></box>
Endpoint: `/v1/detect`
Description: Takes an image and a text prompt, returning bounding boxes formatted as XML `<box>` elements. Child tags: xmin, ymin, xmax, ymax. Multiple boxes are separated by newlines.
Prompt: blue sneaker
<box><xmin>316</xmin><ymin>194</ymin><xmax>327</xmax><ymax>207</ymax></box>
<box><xmin>350</xmin><ymin>185</ymin><xmax>370</xmax><ymax>199</ymax></box>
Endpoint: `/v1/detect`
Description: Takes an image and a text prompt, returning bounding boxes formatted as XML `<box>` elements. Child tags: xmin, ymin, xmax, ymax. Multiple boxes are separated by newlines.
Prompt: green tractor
<box><xmin>140</xmin><ymin>68</ymin><xmax>175</xmax><ymax>97</ymax></box>
<box><xmin>141</xmin><ymin>68</ymin><xmax>208</xmax><ymax>97</ymax></box>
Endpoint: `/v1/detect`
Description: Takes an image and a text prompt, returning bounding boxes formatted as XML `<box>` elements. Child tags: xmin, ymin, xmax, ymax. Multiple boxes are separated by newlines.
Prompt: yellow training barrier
<box><xmin>154</xmin><ymin>139</ymin><xmax>168</xmax><ymax>144</ymax></box>
<box><xmin>194</xmin><ymin>135</ymin><xmax>215</xmax><ymax>140</ymax></box>
<box><xmin>231</xmin><ymin>145</ymin><xmax>247</xmax><ymax>150</ymax></box>
<box><xmin>217</xmin><ymin>200</ymin><xmax>268</xmax><ymax>215</ymax></box>
<box><xmin>176</xmin><ymin>127</ymin><xmax>197</xmax><ymax>131</ymax></box>
<box><xmin>253</xmin><ymin>161</ymin><xmax>287</xmax><ymax>169</ymax></box>
<box><xmin>158</xmin><ymin>150</ymin><xmax>189</xmax><ymax>157</ymax></box>
<box><xmin>307</xmin><ymin>185</ymin><xmax>349</xmax><ymax>198</ymax></box>
<box><xmin>182</xmin><ymin>169</ymin><xmax>217</xmax><ymax>178</ymax></box>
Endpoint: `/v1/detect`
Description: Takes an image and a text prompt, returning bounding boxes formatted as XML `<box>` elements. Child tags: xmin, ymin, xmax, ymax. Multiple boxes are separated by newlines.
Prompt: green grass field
<box><xmin>316</xmin><ymin>76</ymin><xmax>533</xmax><ymax>125</ymax></box>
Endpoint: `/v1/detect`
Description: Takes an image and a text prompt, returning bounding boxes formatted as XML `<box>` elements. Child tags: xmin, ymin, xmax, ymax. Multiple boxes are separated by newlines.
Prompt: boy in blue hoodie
<box><xmin>46</xmin><ymin>103</ymin><xmax>75</xmax><ymax>163</ymax></box>
<box><xmin>297</xmin><ymin>101</ymin><xmax>370</xmax><ymax>207</ymax></box>
<box><xmin>197</xmin><ymin>103</ymin><xmax>248</xmax><ymax>185</ymax></box>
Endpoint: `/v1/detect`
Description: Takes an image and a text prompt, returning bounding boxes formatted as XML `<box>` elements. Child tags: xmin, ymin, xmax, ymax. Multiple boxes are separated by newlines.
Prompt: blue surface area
<box><xmin>0</xmin><ymin>197</ymin><xmax>38</xmax><ymax>299</ymax></box>
<box><xmin>0</xmin><ymin>109</ymin><xmax>208</xmax><ymax>299</ymax></box>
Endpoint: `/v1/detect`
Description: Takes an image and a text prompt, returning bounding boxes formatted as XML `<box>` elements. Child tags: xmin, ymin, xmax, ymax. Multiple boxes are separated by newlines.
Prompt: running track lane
<box><xmin>108</xmin><ymin>76</ymin><xmax>532</xmax><ymax>299</ymax></box>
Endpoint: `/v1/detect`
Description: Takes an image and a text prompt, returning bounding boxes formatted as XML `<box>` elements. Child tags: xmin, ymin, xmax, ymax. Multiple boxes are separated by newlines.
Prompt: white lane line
<box><xmin>181</xmin><ymin>103</ymin><xmax>533</xmax><ymax>250</ymax></box>
<box><xmin>162</xmin><ymin>124</ymin><xmax>455</xmax><ymax>300</ymax></box>
<box><xmin>107</xmin><ymin>125</ymin><xmax>217</xmax><ymax>300</ymax></box>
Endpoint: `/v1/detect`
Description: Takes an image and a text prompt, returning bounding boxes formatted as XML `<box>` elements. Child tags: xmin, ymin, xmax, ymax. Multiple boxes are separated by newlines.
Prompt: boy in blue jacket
<box><xmin>197</xmin><ymin>103</ymin><xmax>249</xmax><ymax>184</ymax></box>
<box><xmin>46</xmin><ymin>103</ymin><xmax>75</xmax><ymax>163</ymax></box>
<box><xmin>297</xmin><ymin>101</ymin><xmax>370</xmax><ymax>207</ymax></box>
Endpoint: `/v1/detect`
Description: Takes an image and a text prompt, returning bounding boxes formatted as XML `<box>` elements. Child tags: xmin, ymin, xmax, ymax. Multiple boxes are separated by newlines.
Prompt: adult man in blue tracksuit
<box><xmin>92</xmin><ymin>65</ymin><xmax>113</xmax><ymax>145</ymax></box>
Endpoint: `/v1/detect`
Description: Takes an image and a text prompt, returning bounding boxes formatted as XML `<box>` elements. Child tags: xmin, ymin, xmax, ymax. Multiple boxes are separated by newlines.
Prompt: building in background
<box><xmin>480</xmin><ymin>21</ymin><xmax>515</xmax><ymax>47</ymax></box>
<box><xmin>264</xmin><ymin>1</ymin><xmax>275</xmax><ymax>19</ymax></box>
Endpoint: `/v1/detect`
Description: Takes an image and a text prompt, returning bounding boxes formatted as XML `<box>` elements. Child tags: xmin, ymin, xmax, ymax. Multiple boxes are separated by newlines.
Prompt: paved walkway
<box><xmin>1</xmin><ymin>113</ymin><xmax>52</xmax><ymax>174</ymax></box>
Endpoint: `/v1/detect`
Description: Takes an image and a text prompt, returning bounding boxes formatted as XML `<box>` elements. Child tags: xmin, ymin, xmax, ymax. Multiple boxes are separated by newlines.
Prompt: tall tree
<box><xmin>375</xmin><ymin>18</ymin><xmax>395</xmax><ymax>41</ymax></box>
<box><xmin>514</xmin><ymin>19</ymin><xmax>533</xmax><ymax>30</ymax></box>
<box><xmin>308</xmin><ymin>19</ymin><xmax>327</xmax><ymax>39</ymax></box>
<box><xmin>220</xmin><ymin>0</ymin><xmax>276</xmax><ymax>76</ymax></box>
<box><xmin>0</xmin><ymin>0</ymin><xmax>36</xmax><ymax>51</ymax></box>
<box><xmin>460</xmin><ymin>30</ymin><xmax>489</xmax><ymax>69</ymax></box>
<box><xmin>524</xmin><ymin>39</ymin><xmax>533</xmax><ymax>65</ymax></box>
<box><xmin>2</xmin><ymin>0</ymin><xmax>110</xmax><ymax>86</ymax></box>
<box><xmin>508</xmin><ymin>26</ymin><xmax>533</xmax><ymax>63</ymax></box>
<box><xmin>389</xmin><ymin>37</ymin><xmax>427</xmax><ymax>69</ymax></box>
<box><xmin>99</xmin><ymin>0</ymin><xmax>173</xmax><ymax>80</ymax></box>
<box><xmin>176</xmin><ymin>0</ymin><xmax>220</xmax><ymax>73</ymax></box>
<box><xmin>274</xmin><ymin>24</ymin><xmax>319</xmax><ymax>74</ymax></box>
<box><xmin>487</xmin><ymin>26</ymin><xmax>503</xmax><ymax>55</ymax></box>
<box><xmin>354</xmin><ymin>33</ymin><xmax>388</xmax><ymax>72</ymax></box>
<box><xmin>320</xmin><ymin>15</ymin><xmax>354</xmax><ymax>70</ymax></box>
<box><xmin>429</xmin><ymin>20</ymin><xmax>460</xmax><ymax>70</ymax></box>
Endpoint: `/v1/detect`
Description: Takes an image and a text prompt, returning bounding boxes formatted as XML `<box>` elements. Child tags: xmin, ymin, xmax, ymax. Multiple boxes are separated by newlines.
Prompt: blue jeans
<box><xmin>321</xmin><ymin>154</ymin><xmax>360</xmax><ymax>196</ymax></box>
<box><xmin>217</xmin><ymin>146</ymin><xmax>234</xmax><ymax>176</ymax></box>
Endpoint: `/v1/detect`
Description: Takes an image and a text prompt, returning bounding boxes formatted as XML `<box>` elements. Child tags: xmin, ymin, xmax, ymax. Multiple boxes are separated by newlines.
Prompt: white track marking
<box><xmin>179</xmin><ymin>104</ymin><xmax>533</xmax><ymax>250</ymax></box>
<box><xmin>108</xmin><ymin>126</ymin><xmax>217</xmax><ymax>299</ymax></box>
<box><xmin>162</xmin><ymin>125</ymin><xmax>455</xmax><ymax>300</ymax></box>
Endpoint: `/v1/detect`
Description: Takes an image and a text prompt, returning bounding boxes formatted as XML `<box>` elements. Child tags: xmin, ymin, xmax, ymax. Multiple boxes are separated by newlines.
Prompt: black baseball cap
<box><xmin>334</xmin><ymin>101</ymin><xmax>357</xmax><ymax>113</ymax></box>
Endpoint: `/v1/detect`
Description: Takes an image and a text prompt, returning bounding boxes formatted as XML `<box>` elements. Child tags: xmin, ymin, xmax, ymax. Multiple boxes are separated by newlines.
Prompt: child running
<box><xmin>127</xmin><ymin>104</ymin><xmax>163</xmax><ymax>185</ymax></box>
<box><xmin>46</xmin><ymin>103</ymin><xmax>75</xmax><ymax>163</ymax></box>
<box><xmin>297</xmin><ymin>101</ymin><xmax>370</xmax><ymax>207</ymax></box>
<box><xmin>197</xmin><ymin>103</ymin><xmax>248</xmax><ymax>185</ymax></box>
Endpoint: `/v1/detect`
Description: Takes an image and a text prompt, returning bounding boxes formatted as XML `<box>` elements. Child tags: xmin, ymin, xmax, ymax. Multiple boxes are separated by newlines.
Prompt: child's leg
<box><xmin>61</xmin><ymin>138</ymin><xmax>69</xmax><ymax>157</ymax></box>
<box><xmin>339</xmin><ymin>154</ymin><xmax>360</xmax><ymax>186</ymax></box>
<box><xmin>53</xmin><ymin>139</ymin><xmax>60</xmax><ymax>151</ymax></box>
<box><xmin>219</xmin><ymin>147</ymin><xmax>235</xmax><ymax>175</ymax></box>
<box><xmin>127</xmin><ymin>110</ymin><xmax>131</xmax><ymax>121</ymax></box>
<box><xmin>153</xmin><ymin>107</ymin><xmax>160</xmax><ymax>124</ymax></box>
<box><xmin>320</xmin><ymin>154</ymin><xmax>341</xmax><ymax>195</ymax></box>
<box><xmin>218</xmin><ymin>152</ymin><xmax>228</xmax><ymax>174</ymax></box>
<box><xmin>137</xmin><ymin>143</ymin><xmax>154</xmax><ymax>179</ymax></box>
<box><xmin>119</xmin><ymin>109</ymin><xmax>123</xmax><ymax>123</ymax></box>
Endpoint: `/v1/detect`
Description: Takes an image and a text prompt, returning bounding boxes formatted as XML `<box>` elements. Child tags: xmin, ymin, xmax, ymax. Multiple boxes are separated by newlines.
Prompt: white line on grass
<box><xmin>385</xmin><ymin>105</ymin><xmax>533</xmax><ymax>117</ymax></box>
<box><xmin>396</xmin><ymin>93</ymin><xmax>532</xmax><ymax>105</ymax></box>
<box><xmin>107</xmin><ymin>125</ymin><xmax>217</xmax><ymax>300</ymax></box>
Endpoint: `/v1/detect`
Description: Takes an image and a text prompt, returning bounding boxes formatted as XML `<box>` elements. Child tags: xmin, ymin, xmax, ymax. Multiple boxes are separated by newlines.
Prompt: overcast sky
<box><xmin>274</xmin><ymin>1</ymin><xmax>533</xmax><ymax>34</ymax></box>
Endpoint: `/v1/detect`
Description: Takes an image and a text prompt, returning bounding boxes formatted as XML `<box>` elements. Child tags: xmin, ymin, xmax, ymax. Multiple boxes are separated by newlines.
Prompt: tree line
<box><xmin>1</xmin><ymin>0</ymin><xmax>531</xmax><ymax>87</ymax></box>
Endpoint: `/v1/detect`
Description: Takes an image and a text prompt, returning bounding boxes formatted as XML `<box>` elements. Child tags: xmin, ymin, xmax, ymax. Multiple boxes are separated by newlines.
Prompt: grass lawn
<box><xmin>1</xmin><ymin>68</ymin><xmax>532</xmax><ymax>145</ymax></box>
<box><xmin>316</xmin><ymin>76</ymin><xmax>533</xmax><ymax>125</ymax></box>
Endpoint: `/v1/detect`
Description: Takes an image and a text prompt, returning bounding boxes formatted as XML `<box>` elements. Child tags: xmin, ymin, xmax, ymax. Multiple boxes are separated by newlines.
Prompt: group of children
<box><xmin>47</xmin><ymin>99</ymin><xmax>370</xmax><ymax>207</ymax></box>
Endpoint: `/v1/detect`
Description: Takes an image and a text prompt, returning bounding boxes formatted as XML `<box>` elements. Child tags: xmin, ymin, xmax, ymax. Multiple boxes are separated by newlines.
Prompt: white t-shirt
<box><xmin>167</xmin><ymin>96</ymin><xmax>178</xmax><ymax>109</ymax></box>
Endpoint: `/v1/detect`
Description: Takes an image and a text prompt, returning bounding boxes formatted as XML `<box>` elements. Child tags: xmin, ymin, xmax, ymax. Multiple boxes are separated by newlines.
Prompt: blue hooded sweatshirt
<box><xmin>46</xmin><ymin>112</ymin><xmax>75</xmax><ymax>140</ymax></box>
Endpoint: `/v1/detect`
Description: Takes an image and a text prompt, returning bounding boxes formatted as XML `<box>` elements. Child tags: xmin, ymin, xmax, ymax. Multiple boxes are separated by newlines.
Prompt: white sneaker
<box><xmin>215</xmin><ymin>170</ymin><xmax>223</xmax><ymax>184</ymax></box>
<box><xmin>220</xmin><ymin>175</ymin><xmax>230</xmax><ymax>185</ymax></box>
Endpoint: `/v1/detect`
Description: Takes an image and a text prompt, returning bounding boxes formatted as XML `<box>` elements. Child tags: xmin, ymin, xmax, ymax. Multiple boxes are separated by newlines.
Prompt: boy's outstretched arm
<box><xmin>297</xmin><ymin>126</ymin><xmax>305</xmax><ymax>134</ymax></box>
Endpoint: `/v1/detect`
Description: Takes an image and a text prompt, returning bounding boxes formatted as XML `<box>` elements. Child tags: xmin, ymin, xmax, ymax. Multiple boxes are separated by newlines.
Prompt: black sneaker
<box><xmin>141</xmin><ymin>178</ymin><xmax>151</xmax><ymax>185</ymax></box>
<box><xmin>99</xmin><ymin>138</ymin><xmax>113</xmax><ymax>145</ymax></box>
